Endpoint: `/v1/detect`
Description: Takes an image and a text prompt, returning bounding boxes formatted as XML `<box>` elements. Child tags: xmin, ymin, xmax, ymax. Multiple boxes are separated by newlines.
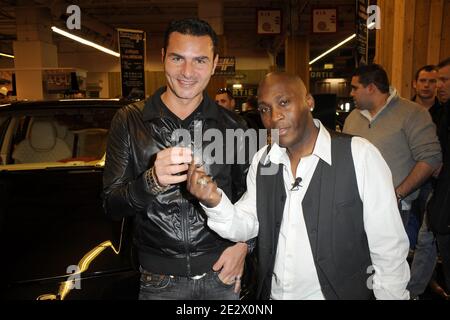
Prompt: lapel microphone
<box><xmin>291</xmin><ymin>177</ymin><xmax>302</xmax><ymax>191</ymax></box>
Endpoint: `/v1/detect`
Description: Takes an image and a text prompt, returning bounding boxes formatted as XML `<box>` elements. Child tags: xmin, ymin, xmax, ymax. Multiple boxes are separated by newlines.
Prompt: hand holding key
<box><xmin>153</xmin><ymin>147</ymin><xmax>192</xmax><ymax>186</ymax></box>
<box><xmin>186</xmin><ymin>159</ymin><xmax>221</xmax><ymax>208</ymax></box>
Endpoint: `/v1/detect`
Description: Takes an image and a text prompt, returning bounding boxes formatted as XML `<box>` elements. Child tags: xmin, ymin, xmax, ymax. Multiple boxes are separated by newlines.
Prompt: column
<box><xmin>198</xmin><ymin>0</ymin><xmax>227</xmax><ymax>99</ymax></box>
<box><xmin>13</xmin><ymin>6</ymin><xmax>58</xmax><ymax>100</ymax></box>
<box><xmin>285</xmin><ymin>36</ymin><xmax>310</xmax><ymax>91</ymax></box>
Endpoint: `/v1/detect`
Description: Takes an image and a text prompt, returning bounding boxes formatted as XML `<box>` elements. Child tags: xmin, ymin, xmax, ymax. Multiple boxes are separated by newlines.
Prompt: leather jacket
<box><xmin>103</xmin><ymin>87</ymin><xmax>249</xmax><ymax>276</ymax></box>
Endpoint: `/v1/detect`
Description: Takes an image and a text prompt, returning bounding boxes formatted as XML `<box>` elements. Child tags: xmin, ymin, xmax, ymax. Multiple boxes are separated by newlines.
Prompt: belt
<box><xmin>140</xmin><ymin>267</ymin><xmax>208</xmax><ymax>281</ymax></box>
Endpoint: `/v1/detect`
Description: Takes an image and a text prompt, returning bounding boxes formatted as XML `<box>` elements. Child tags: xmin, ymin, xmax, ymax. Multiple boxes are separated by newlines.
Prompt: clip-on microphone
<box><xmin>291</xmin><ymin>177</ymin><xmax>302</xmax><ymax>191</ymax></box>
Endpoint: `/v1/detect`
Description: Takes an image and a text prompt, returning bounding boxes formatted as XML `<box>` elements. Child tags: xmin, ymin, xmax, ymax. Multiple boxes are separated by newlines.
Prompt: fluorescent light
<box><xmin>0</xmin><ymin>52</ymin><xmax>14</xmax><ymax>59</ymax></box>
<box><xmin>309</xmin><ymin>34</ymin><xmax>356</xmax><ymax>65</ymax></box>
<box><xmin>233</xmin><ymin>84</ymin><xmax>242</xmax><ymax>89</ymax></box>
<box><xmin>51</xmin><ymin>26</ymin><xmax>120</xmax><ymax>57</ymax></box>
<box><xmin>309</xmin><ymin>22</ymin><xmax>377</xmax><ymax>66</ymax></box>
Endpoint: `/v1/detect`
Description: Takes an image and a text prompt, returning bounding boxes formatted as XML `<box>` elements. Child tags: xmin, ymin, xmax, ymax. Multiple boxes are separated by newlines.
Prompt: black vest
<box><xmin>255</xmin><ymin>131</ymin><xmax>373</xmax><ymax>300</ymax></box>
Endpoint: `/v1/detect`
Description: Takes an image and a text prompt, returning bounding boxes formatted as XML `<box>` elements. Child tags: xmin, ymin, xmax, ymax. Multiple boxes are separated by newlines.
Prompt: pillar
<box><xmin>285</xmin><ymin>36</ymin><xmax>310</xmax><ymax>91</ymax></box>
<box><xmin>198</xmin><ymin>0</ymin><xmax>227</xmax><ymax>99</ymax></box>
<box><xmin>13</xmin><ymin>5</ymin><xmax>58</xmax><ymax>100</ymax></box>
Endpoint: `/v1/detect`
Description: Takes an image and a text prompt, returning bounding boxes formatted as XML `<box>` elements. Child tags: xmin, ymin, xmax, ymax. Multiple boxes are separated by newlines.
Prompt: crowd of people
<box><xmin>102</xmin><ymin>17</ymin><xmax>450</xmax><ymax>300</ymax></box>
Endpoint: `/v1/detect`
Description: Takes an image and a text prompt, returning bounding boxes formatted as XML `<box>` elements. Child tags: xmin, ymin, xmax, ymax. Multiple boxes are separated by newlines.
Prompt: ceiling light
<box><xmin>309</xmin><ymin>21</ymin><xmax>377</xmax><ymax>66</ymax></box>
<box><xmin>51</xmin><ymin>26</ymin><xmax>120</xmax><ymax>57</ymax></box>
<box><xmin>0</xmin><ymin>52</ymin><xmax>14</xmax><ymax>59</ymax></box>
<box><xmin>309</xmin><ymin>34</ymin><xmax>356</xmax><ymax>65</ymax></box>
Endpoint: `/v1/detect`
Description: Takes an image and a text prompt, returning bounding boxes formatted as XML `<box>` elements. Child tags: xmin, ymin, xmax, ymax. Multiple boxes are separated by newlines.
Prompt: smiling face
<box><xmin>257</xmin><ymin>73</ymin><xmax>315</xmax><ymax>152</ymax></box>
<box><xmin>162</xmin><ymin>32</ymin><xmax>218</xmax><ymax>106</ymax></box>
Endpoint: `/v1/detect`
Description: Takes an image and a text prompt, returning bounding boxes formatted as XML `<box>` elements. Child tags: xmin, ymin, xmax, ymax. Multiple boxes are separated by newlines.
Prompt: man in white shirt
<box><xmin>187</xmin><ymin>72</ymin><xmax>410</xmax><ymax>300</ymax></box>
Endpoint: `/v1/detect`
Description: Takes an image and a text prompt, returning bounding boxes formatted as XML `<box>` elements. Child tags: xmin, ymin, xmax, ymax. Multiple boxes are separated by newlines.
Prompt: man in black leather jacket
<box><xmin>103</xmin><ymin>18</ymin><xmax>250</xmax><ymax>300</ymax></box>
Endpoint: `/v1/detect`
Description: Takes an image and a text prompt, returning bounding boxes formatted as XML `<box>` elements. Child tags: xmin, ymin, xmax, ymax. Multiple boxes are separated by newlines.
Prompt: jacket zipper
<box><xmin>181</xmin><ymin>198</ymin><xmax>191</xmax><ymax>275</ymax></box>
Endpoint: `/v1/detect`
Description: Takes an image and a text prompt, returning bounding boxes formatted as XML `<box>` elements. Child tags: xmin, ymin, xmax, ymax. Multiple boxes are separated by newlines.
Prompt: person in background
<box><xmin>240</xmin><ymin>95</ymin><xmax>264</xmax><ymax>131</ymax></box>
<box><xmin>409</xmin><ymin>58</ymin><xmax>450</xmax><ymax>300</ymax></box>
<box><xmin>215</xmin><ymin>88</ymin><xmax>236</xmax><ymax>112</ymax></box>
<box><xmin>412</xmin><ymin>65</ymin><xmax>441</xmax><ymax>123</ymax></box>
<box><xmin>343</xmin><ymin>64</ymin><xmax>442</xmax><ymax>230</ymax></box>
<box><xmin>407</xmin><ymin>65</ymin><xmax>440</xmax><ymax>248</ymax></box>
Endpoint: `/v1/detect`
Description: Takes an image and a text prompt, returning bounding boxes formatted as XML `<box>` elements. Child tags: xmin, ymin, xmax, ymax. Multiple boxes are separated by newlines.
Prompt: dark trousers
<box><xmin>436</xmin><ymin>233</ymin><xmax>450</xmax><ymax>292</ymax></box>
<box><xmin>138</xmin><ymin>268</ymin><xmax>240</xmax><ymax>300</ymax></box>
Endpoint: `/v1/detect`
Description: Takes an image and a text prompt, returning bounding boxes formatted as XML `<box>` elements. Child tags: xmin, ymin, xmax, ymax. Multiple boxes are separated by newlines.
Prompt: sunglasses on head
<box><xmin>216</xmin><ymin>88</ymin><xmax>232</xmax><ymax>94</ymax></box>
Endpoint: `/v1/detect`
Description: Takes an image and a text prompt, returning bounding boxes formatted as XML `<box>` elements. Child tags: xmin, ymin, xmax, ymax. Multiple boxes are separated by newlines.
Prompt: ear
<box><xmin>306</xmin><ymin>94</ymin><xmax>315</xmax><ymax>111</ymax></box>
<box><xmin>366</xmin><ymin>83</ymin><xmax>377</xmax><ymax>94</ymax></box>
<box><xmin>211</xmin><ymin>54</ymin><xmax>219</xmax><ymax>75</ymax></box>
<box><xmin>161</xmin><ymin>48</ymin><xmax>165</xmax><ymax>63</ymax></box>
<box><xmin>412</xmin><ymin>80</ymin><xmax>417</xmax><ymax>90</ymax></box>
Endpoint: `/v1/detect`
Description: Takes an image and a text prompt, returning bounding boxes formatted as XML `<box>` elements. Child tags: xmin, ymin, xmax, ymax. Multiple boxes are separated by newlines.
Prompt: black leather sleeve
<box><xmin>102</xmin><ymin>106</ymin><xmax>154</xmax><ymax>220</ymax></box>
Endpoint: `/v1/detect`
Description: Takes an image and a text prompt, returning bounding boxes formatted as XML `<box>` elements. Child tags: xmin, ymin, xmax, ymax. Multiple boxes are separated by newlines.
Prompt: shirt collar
<box><xmin>262</xmin><ymin>119</ymin><xmax>332</xmax><ymax>167</ymax></box>
<box><xmin>142</xmin><ymin>86</ymin><xmax>220</xmax><ymax>122</ymax></box>
<box><xmin>360</xmin><ymin>87</ymin><xmax>398</xmax><ymax>122</ymax></box>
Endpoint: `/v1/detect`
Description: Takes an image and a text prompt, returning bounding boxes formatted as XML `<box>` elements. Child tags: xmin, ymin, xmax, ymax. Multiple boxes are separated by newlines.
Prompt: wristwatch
<box><xmin>145</xmin><ymin>166</ymin><xmax>169</xmax><ymax>195</ymax></box>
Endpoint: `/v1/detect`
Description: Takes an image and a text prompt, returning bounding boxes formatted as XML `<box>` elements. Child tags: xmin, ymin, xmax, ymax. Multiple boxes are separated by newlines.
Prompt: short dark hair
<box><xmin>437</xmin><ymin>57</ymin><xmax>450</xmax><ymax>69</ymax></box>
<box><xmin>163</xmin><ymin>18</ymin><xmax>218</xmax><ymax>57</ymax></box>
<box><xmin>414</xmin><ymin>65</ymin><xmax>438</xmax><ymax>81</ymax></box>
<box><xmin>216</xmin><ymin>88</ymin><xmax>233</xmax><ymax>100</ymax></box>
<box><xmin>353</xmin><ymin>64</ymin><xmax>390</xmax><ymax>94</ymax></box>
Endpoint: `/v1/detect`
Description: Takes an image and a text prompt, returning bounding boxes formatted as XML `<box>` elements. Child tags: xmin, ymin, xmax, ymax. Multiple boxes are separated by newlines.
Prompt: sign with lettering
<box><xmin>118</xmin><ymin>28</ymin><xmax>146</xmax><ymax>100</ymax></box>
<box><xmin>257</xmin><ymin>10</ymin><xmax>282</xmax><ymax>34</ymax></box>
<box><xmin>312</xmin><ymin>8</ymin><xmax>337</xmax><ymax>33</ymax></box>
<box><xmin>310</xmin><ymin>71</ymin><xmax>335</xmax><ymax>79</ymax></box>
<box><xmin>215</xmin><ymin>56</ymin><xmax>236</xmax><ymax>76</ymax></box>
<box><xmin>232</xmin><ymin>87</ymin><xmax>257</xmax><ymax>97</ymax></box>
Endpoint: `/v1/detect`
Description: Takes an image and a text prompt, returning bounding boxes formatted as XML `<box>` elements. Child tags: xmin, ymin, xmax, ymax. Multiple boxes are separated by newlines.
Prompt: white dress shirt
<box><xmin>203</xmin><ymin>120</ymin><xmax>410</xmax><ymax>300</ymax></box>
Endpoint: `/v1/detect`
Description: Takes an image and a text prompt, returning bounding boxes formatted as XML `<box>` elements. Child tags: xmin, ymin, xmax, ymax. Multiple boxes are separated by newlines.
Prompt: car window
<box><xmin>1</xmin><ymin>107</ymin><xmax>117</xmax><ymax>168</ymax></box>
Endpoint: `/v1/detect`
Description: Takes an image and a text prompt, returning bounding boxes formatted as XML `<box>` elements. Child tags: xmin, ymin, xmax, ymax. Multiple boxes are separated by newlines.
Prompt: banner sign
<box><xmin>118</xmin><ymin>28</ymin><xmax>146</xmax><ymax>100</ymax></box>
<box><xmin>356</xmin><ymin>0</ymin><xmax>369</xmax><ymax>66</ymax></box>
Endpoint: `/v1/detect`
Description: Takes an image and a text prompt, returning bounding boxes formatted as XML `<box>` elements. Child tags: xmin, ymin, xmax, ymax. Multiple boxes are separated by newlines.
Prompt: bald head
<box><xmin>258</xmin><ymin>72</ymin><xmax>307</xmax><ymax>97</ymax></box>
<box><xmin>257</xmin><ymin>71</ymin><xmax>316</xmax><ymax>153</ymax></box>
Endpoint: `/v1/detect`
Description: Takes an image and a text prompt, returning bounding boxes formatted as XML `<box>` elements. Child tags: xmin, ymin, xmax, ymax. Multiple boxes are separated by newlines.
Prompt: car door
<box><xmin>0</xmin><ymin>106</ymin><xmax>138</xmax><ymax>300</ymax></box>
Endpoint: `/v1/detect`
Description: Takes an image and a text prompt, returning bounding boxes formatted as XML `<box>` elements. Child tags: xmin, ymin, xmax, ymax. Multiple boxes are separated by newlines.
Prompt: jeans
<box><xmin>407</xmin><ymin>213</ymin><xmax>438</xmax><ymax>297</ymax></box>
<box><xmin>408</xmin><ymin>212</ymin><xmax>450</xmax><ymax>297</ymax></box>
<box><xmin>436</xmin><ymin>233</ymin><xmax>450</xmax><ymax>292</ymax></box>
<box><xmin>138</xmin><ymin>268</ymin><xmax>240</xmax><ymax>300</ymax></box>
<box><xmin>408</xmin><ymin>182</ymin><xmax>434</xmax><ymax>249</ymax></box>
<box><xmin>399</xmin><ymin>208</ymin><xmax>410</xmax><ymax>229</ymax></box>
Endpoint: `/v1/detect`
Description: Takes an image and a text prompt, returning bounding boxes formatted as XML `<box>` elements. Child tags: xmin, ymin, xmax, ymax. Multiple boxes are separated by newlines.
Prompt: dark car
<box><xmin>0</xmin><ymin>99</ymin><xmax>139</xmax><ymax>300</ymax></box>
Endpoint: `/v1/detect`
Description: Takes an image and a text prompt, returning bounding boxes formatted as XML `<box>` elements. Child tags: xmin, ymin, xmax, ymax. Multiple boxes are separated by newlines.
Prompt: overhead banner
<box><xmin>355</xmin><ymin>0</ymin><xmax>369</xmax><ymax>66</ymax></box>
<box><xmin>118</xmin><ymin>28</ymin><xmax>146</xmax><ymax>100</ymax></box>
